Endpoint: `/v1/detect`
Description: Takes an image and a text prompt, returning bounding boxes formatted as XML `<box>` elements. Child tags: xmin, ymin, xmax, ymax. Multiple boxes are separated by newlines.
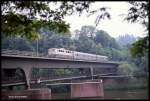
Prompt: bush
<box><xmin>117</xmin><ymin>62</ymin><xmax>137</xmax><ymax>75</ymax></box>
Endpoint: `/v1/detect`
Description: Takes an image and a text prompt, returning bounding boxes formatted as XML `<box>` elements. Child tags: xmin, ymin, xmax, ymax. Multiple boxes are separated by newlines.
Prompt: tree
<box><xmin>2</xmin><ymin>27</ymin><xmax>73</xmax><ymax>54</ymax></box>
<box><xmin>1</xmin><ymin>1</ymin><xmax>72</xmax><ymax>40</ymax></box>
<box><xmin>109</xmin><ymin>38</ymin><xmax>120</xmax><ymax>49</ymax></box>
<box><xmin>132</xmin><ymin>52</ymin><xmax>148</xmax><ymax>75</ymax></box>
<box><xmin>116</xmin><ymin>34</ymin><xmax>137</xmax><ymax>46</ymax></box>
<box><xmin>117</xmin><ymin>62</ymin><xmax>137</xmax><ymax>75</ymax></box>
<box><xmin>94</xmin><ymin>30</ymin><xmax>119</xmax><ymax>49</ymax></box>
<box><xmin>31</xmin><ymin>28</ymin><xmax>73</xmax><ymax>54</ymax></box>
<box><xmin>1</xmin><ymin>1</ymin><xmax>112</xmax><ymax>40</ymax></box>
<box><xmin>125</xmin><ymin>1</ymin><xmax>149</xmax><ymax>31</ymax></box>
<box><xmin>94</xmin><ymin>30</ymin><xmax>110</xmax><ymax>47</ymax></box>
<box><xmin>78</xmin><ymin>26</ymin><xmax>96</xmax><ymax>38</ymax></box>
<box><xmin>74</xmin><ymin>35</ymin><xmax>97</xmax><ymax>53</ymax></box>
<box><xmin>124</xmin><ymin>1</ymin><xmax>149</xmax><ymax>57</ymax></box>
<box><xmin>2</xmin><ymin>33</ymin><xmax>34</xmax><ymax>51</ymax></box>
<box><xmin>130</xmin><ymin>36</ymin><xmax>148</xmax><ymax>57</ymax></box>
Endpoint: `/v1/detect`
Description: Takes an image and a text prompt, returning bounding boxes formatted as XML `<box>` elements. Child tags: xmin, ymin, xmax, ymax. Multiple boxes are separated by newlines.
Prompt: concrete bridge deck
<box><xmin>2</xmin><ymin>54</ymin><xmax>119</xmax><ymax>89</ymax></box>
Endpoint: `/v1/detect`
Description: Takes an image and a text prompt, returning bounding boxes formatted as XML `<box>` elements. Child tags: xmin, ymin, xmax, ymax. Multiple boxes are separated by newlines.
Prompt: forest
<box><xmin>2</xmin><ymin>25</ymin><xmax>148</xmax><ymax>77</ymax></box>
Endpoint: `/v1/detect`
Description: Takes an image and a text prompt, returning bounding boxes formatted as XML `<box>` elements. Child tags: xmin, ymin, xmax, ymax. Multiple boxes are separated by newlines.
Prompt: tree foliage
<box><xmin>125</xmin><ymin>1</ymin><xmax>149</xmax><ymax>31</ymax></box>
<box><xmin>94</xmin><ymin>30</ymin><xmax>119</xmax><ymax>49</ymax></box>
<box><xmin>0</xmin><ymin>2</ymin><xmax>79</xmax><ymax>40</ymax></box>
<box><xmin>1</xmin><ymin>1</ymin><xmax>112</xmax><ymax>40</ymax></box>
<box><xmin>74</xmin><ymin>35</ymin><xmax>97</xmax><ymax>53</ymax></box>
<box><xmin>2</xmin><ymin>25</ymin><xmax>148</xmax><ymax>76</ymax></box>
<box><xmin>1</xmin><ymin>1</ymin><xmax>75</xmax><ymax>40</ymax></box>
<box><xmin>125</xmin><ymin>1</ymin><xmax>149</xmax><ymax>57</ymax></box>
<box><xmin>130</xmin><ymin>36</ymin><xmax>149</xmax><ymax>57</ymax></box>
<box><xmin>117</xmin><ymin>62</ymin><xmax>137</xmax><ymax>75</ymax></box>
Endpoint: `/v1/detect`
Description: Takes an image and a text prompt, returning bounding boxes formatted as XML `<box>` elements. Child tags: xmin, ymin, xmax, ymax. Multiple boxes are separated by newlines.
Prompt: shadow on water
<box><xmin>104</xmin><ymin>89</ymin><xmax>148</xmax><ymax>99</ymax></box>
<box><xmin>44</xmin><ymin>76</ymin><xmax>149</xmax><ymax>99</ymax></box>
<box><xmin>51</xmin><ymin>88</ymin><xmax>148</xmax><ymax>99</ymax></box>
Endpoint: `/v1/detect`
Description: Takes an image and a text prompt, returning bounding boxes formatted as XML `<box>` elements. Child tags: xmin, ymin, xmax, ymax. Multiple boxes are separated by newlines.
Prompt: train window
<box><xmin>59</xmin><ymin>50</ymin><xmax>63</xmax><ymax>52</ymax></box>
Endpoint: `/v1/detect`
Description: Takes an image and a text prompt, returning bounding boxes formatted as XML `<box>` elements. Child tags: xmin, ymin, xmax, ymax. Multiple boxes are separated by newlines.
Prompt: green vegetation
<box><xmin>2</xmin><ymin>1</ymin><xmax>110</xmax><ymax>40</ymax></box>
<box><xmin>1</xmin><ymin>1</ymin><xmax>148</xmax><ymax>57</ymax></box>
<box><xmin>1</xmin><ymin>1</ymin><xmax>72</xmax><ymax>40</ymax></box>
<box><xmin>104</xmin><ymin>76</ymin><xmax>148</xmax><ymax>91</ymax></box>
<box><xmin>130</xmin><ymin>37</ymin><xmax>149</xmax><ymax>58</ymax></box>
<box><xmin>2</xmin><ymin>25</ymin><xmax>148</xmax><ymax>77</ymax></box>
<box><xmin>125</xmin><ymin>2</ymin><xmax>149</xmax><ymax>58</ymax></box>
<box><xmin>117</xmin><ymin>62</ymin><xmax>137</xmax><ymax>75</ymax></box>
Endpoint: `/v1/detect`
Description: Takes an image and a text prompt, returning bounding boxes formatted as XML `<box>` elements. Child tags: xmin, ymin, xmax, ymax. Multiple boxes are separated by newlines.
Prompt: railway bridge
<box><xmin>2</xmin><ymin>54</ymin><xmax>119</xmax><ymax>89</ymax></box>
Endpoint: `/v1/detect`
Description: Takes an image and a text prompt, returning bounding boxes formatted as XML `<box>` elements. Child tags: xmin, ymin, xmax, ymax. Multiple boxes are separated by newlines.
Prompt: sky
<box><xmin>63</xmin><ymin>2</ymin><xmax>146</xmax><ymax>38</ymax></box>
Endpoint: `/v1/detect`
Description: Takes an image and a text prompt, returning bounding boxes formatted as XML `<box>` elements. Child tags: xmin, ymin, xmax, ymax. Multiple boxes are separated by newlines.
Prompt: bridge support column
<box><xmin>90</xmin><ymin>67</ymin><xmax>94</xmax><ymax>80</ymax></box>
<box><xmin>21</xmin><ymin>67</ymin><xmax>31</xmax><ymax>89</ymax></box>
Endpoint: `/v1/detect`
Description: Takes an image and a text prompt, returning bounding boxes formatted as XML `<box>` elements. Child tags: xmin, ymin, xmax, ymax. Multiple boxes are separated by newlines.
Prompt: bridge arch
<box><xmin>2</xmin><ymin>67</ymin><xmax>27</xmax><ymax>91</ymax></box>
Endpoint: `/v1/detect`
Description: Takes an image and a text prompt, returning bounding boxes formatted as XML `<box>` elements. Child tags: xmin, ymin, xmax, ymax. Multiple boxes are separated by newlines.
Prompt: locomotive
<box><xmin>48</xmin><ymin>48</ymin><xmax>108</xmax><ymax>62</ymax></box>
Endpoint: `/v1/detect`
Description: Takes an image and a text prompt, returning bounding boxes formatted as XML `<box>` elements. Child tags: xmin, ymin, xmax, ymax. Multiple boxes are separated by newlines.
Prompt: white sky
<box><xmin>63</xmin><ymin>2</ymin><xmax>146</xmax><ymax>38</ymax></box>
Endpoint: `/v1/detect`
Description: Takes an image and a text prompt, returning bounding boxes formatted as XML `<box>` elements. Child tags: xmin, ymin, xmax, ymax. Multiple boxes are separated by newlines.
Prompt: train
<box><xmin>48</xmin><ymin>48</ymin><xmax>108</xmax><ymax>62</ymax></box>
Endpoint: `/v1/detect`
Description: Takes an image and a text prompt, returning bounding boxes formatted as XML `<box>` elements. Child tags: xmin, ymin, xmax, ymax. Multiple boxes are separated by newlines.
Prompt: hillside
<box><xmin>116</xmin><ymin>34</ymin><xmax>137</xmax><ymax>46</ymax></box>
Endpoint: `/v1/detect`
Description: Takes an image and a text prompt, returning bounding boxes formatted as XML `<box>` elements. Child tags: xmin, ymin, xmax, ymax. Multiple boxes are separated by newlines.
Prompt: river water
<box><xmin>51</xmin><ymin>88</ymin><xmax>148</xmax><ymax>99</ymax></box>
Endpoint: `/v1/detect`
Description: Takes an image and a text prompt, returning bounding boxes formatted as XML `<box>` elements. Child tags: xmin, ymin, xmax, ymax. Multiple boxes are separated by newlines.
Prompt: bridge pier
<box><xmin>21</xmin><ymin>67</ymin><xmax>32</xmax><ymax>89</ymax></box>
<box><xmin>90</xmin><ymin>67</ymin><xmax>94</xmax><ymax>80</ymax></box>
